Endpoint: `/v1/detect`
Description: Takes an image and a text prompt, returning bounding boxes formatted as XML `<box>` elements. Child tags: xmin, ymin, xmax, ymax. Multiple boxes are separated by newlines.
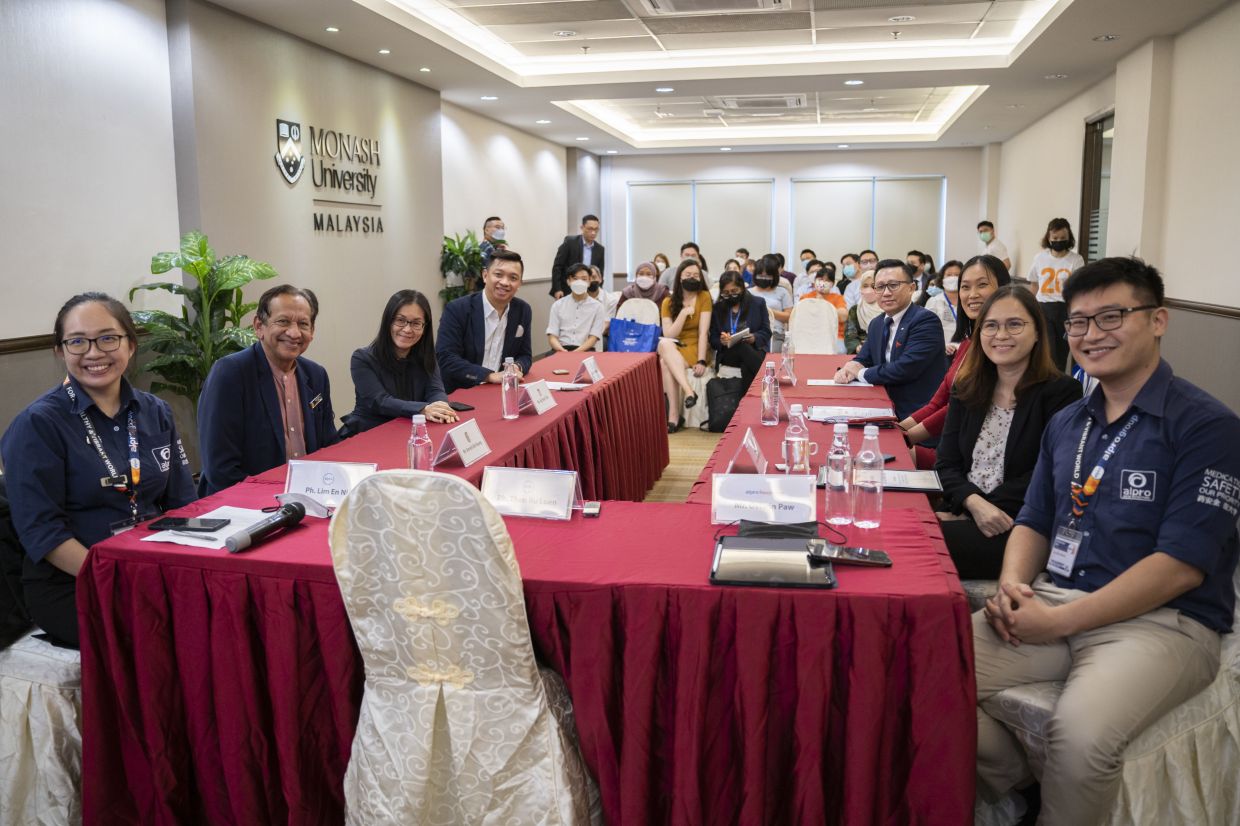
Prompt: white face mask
<box><xmin>943</xmin><ymin>276</ymin><xmax>959</xmax><ymax>291</ymax></box>
<box><xmin>491</xmin><ymin>228</ymin><xmax>506</xmax><ymax>242</ymax></box>
<box><xmin>635</xmin><ymin>275</ymin><xmax>655</xmax><ymax>290</ymax></box>
<box><xmin>569</xmin><ymin>280</ymin><xmax>589</xmax><ymax>296</ymax></box>
<box><xmin>655</xmin><ymin>262</ymin><xmax>667</xmax><ymax>273</ymax></box>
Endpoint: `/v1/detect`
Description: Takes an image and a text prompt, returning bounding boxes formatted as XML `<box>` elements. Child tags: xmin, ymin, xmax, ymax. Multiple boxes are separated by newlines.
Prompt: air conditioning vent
<box><xmin>708</xmin><ymin>93</ymin><xmax>808</xmax><ymax>111</ymax></box>
<box><xmin>639</xmin><ymin>0</ymin><xmax>784</xmax><ymax>16</ymax></box>
<box><xmin>702</xmin><ymin>108</ymin><xmax>725</xmax><ymax>118</ymax></box>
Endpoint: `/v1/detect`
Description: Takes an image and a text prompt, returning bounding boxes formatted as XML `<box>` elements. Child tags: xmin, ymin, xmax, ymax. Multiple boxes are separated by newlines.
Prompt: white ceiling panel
<box><xmin>458</xmin><ymin>0</ymin><xmax>634</xmax><ymax>26</ymax></box>
<box><xmin>656</xmin><ymin>29</ymin><xmax>812</xmax><ymax>48</ymax></box>
<box><xmin>513</xmin><ymin>35</ymin><xmax>663</xmax><ymax>55</ymax></box>
<box><xmin>973</xmin><ymin>19</ymin><xmax>1020</xmax><ymax>38</ymax></box>
<box><xmin>643</xmin><ymin>12</ymin><xmax>813</xmax><ymax>34</ymax></box>
<box><xmin>486</xmin><ymin>19</ymin><xmax>652</xmax><ymax>41</ymax></box>
<box><xmin>814</xmin><ymin>21</ymin><xmax>980</xmax><ymax>42</ymax></box>
<box><xmin>810</xmin><ymin>2</ymin><xmax>992</xmax><ymax>28</ymax></box>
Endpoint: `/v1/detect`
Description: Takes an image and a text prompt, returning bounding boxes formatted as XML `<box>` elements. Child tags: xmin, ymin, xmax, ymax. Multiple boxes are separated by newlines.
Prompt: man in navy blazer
<box><xmin>833</xmin><ymin>259</ymin><xmax>947</xmax><ymax>419</ymax></box>
<box><xmin>550</xmin><ymin>214</ymin><xmax>603</xmax><ymax>298</ymax></box>
<box><xmin>197</xmin><ymin>285</ymin><xmax>338</xmax><ymax>496</ymax></box>
<box><xmin>437</xmin><ymin>249</ymin><xmax>534</xmax><ymax>393</ymax></box>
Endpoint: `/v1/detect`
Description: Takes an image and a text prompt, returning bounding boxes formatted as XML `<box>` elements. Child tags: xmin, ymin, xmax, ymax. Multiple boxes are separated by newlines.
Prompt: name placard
<box><xmin>710</xmin><ymin>473</ymin><xmax>817</xmax><ymax>525</ymax></box>
<box><xmin>574</xmin><ymin>355</ymin><xmax>604</xmax><ymax>384</ymax></box>
<box><xmin>725</xmin><ymin>427</ymin><xmax>768</xmax><ymax>474</ymax></box>
<box><xmin>518</xmin><ymin>379</ymin><xmax>557</xmax><ymax>415</ymax></box>
<box><xmin>432</xmin><ymin>419</ymin><xmax>492</xmax><ymax>468</ymax></box>
<box><xmin>480</xmin><ymin>467</ymin><xmax>580</xmax><ymax>520</ymax></box>
<box><xmin>284</xmin><ymin>460</ymin><xmax>378</xmax><ymax>509</ymax></box>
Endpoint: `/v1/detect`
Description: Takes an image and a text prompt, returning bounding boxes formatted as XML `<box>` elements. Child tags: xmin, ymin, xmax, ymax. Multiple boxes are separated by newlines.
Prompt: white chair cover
<box><xmin>788</xmin><ymin>301</ymin><xmax>839</xmax><ymax>355</ymax></box>
<box><xmin>615</xmin><ymin>297</ymin><xmax>660</xmax><ymax>326</ymax></box>
<box><xmin>329</xmin><ymin>471</ymin><xmax>597</xmax><ymax>825</ymax></box>
<box><xmin>0</xmin><ymin>631</ymin><xmax>82</xmax><ymax>826</ymax></box>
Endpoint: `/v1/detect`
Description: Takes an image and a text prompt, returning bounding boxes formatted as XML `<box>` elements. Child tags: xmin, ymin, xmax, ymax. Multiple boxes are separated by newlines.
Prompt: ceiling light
<box><xmin>606</xmin><ymin>150</ymin><xmax>618</xmax><ymax>154</ymax></box>
<box><xmin>325</xmin><ymin>26</ymin><xmax>339</xmax><ymax>33</ymax></box>
<box><xmin>576</xmin><ymin>136</ymin><xmax>590</xmax><ymax>141</ymax></box>
<box><xmin>837</xmin><ymin>144</ymin><xmax>850</xmax><ymax>148</ymax></box>
<box><xmin>536</xmin><ymin>119</ymin><xmax>551</xmax><ymax>124</ymax></box>
<box><xmin>419</xmin><ymin>67</ymin><xmax>431</xmax><ymax>73</ymax></box>
<box><xmin>655</xmin><ymin>87</ymin><xmax>674</xmax><ymax>93</ymax></box>
<box><xmin>1044</xmin><ymin>73</ymin><xmax>1068</xmax><ymax>80</ymax></box>
<box><xmin>378</xmin><ymin>49</ymin><xmax>391</xmax><ymax>55</ymax></box>
<box><xmin>480</xmin><ymin>95</ymin><xmax>498</xmax><ymax>101</ymax></box>
<box><xmin>553</xmin><ymin>30</ymin><xmax>577</xmax><ymax>37</ymax></box>
<box><xmin>1092</xmin><ymin>34</ymin><xmax>1119</xmax><ymax>42</ymax></box>
<box><xmin>844</xmin><ymin>79</ymin><xmax>864</xmax><ymax>86</ymax></box>
<box><xmin>888</xmin><ymin>15</ymin><xmax>915</xmax><ymax>23</ymax></box>
<box><xmin>1006</xmin><ymin>103</ymin><xmax>1023</xmax><ymax>109</ymax></box>
<box><xmin>720</xmin><ymin>147</ymin><xmax>732</xmax><ymax>151</ymax></box>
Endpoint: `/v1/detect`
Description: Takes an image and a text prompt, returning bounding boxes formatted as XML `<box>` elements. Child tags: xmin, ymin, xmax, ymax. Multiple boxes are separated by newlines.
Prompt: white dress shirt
<box><xmin>481</xmin><ymin>292</ymin><xmax>510</xmax><ymax>374</ymax></box>
<box><xmin>582</xmin><ymin>242</ymin><xmax>595</xmax><ymax>268</ymax></box>
<box><xmin>862</xmin><ymin>306</ymin><xmax>909</xmax><ymax>383</ymax></box>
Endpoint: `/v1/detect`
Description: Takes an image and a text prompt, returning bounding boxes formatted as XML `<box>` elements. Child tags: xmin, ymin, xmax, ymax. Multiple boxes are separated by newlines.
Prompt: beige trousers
<box><xmin>974</xmin><ymin>576</ymin><xmax>1220</xmax><ymax>826</ymax></box>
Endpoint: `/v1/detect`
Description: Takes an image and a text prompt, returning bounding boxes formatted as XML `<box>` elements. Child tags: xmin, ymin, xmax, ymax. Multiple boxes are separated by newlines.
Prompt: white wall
<box><xmin>602</xmin><ymin>147</ymin><xmax>986</xmax><ymax>276</ymax></box>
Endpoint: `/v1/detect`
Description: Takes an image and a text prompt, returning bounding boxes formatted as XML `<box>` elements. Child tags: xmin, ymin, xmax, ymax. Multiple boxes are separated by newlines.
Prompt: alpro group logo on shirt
<box><xmin>152</xmin><ymin>445</ymin><xmax>172</xmax><ymax>473</ymax></box>
<box><xmin>1120</xmin><ymin>469</ymin><xmax>1156</xmax><ymax>502</ymax></box>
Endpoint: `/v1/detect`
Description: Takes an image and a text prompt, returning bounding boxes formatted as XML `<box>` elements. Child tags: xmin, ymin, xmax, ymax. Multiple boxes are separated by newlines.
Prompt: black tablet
<box><xmin>709</xmin><ymin>536</ymin><xmax>837</xmax><ymax>589</ymax></box>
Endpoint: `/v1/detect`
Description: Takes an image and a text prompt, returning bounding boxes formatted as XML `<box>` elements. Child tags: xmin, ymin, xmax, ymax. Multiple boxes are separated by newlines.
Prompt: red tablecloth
<box><xmin>251</xmin><ymin>351</ymin><xmax>668</xmax><ymax>503</ymax></box>
<box><xmin>80</xmin><ymin>493</ymin><xmax>975</xmax><ymax>825</ymax></box>
<box><xmin>745</xmin><ymin>354</ymin><xmax>892</xmax><ymax>402</ymax></box>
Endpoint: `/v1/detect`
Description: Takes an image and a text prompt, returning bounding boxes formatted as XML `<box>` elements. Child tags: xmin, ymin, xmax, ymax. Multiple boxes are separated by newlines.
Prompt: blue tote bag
<box><xmin>607</xmin><ymin>318</ymin><xmax>659</xmax><ymax>352</ymax></box>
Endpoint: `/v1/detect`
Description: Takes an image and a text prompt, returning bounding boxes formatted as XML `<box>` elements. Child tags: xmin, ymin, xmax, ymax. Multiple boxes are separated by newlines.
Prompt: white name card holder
<box><xmin>480</xmin><ymin>467</ymin><xmax>582</xmax><ymax>520</ymax></box>
<box><xmin>283</xmin><ymin>460</ymin><xmax>378</xmax><ymax>511</ymax></box>
<box><xmin>431</xmin><ymin>419</ymin><xmax>492</xmax><ymax>469</ymax></box>
<box><xmin>778</xmin><ymin>352</ymin><xmax>797</xmax><ymax>386</ymax></box>
<box><xmin>574</xmin><ymin>355</ymin><xmax>605</xmax><ymax>384</ymax></box>
<box><xmin>724</xmin><ymin>427</ymin><xmax>769</xmax><ymax>474</ymax></box>
<box><xmin>517</xmin><ymin>379</ymin><xmax>558</xmax><ymax>415</ymax></box>
<box><xmin>711</xmin><ymin>473</ymin><xmax>817</xmax><ymax>525</ymax></box>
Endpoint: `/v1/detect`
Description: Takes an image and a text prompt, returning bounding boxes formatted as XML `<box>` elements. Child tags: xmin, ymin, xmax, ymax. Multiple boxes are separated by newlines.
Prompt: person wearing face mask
<box><xmin>547</xmin><ymin>264</ymin><xmax>608</xmax><ymax>353</ymax></box>
<box><xmin>925</xmin><ymin>260</ymin><xmax>963</xmax><ymax>345</ymax></box>
<box><xmin>799</xmin><ymin>249</ymin><xmax>817</xmax><ymax>271</ymax></box>
<box><xmin>618</xmin><ymin>261</ymin><xmax>669</xmax><ymax>309</ymax></box>
<box><xmin>836</xmin><ymin>253</ymin><xmax>861</xmax><ymax>305</ymax></box>
<box><xmin>844</xmin><ymin>270</ymin><xmax>880</xmax><ymax>355</ymax></box>
<box><xmin>734</xmin><ymin>248</ymin><xmax>750</xmax><ymax>270</ymax></box>
<box><xmin>588</xmin><ymin>265</ymin><xmax>618</xmax><ymax>350</ymax></box>
<box><xmin>661</xmin><ymin>242</ymin><xmax>710</xmax><ymax>290</ymax></box>
<box><xmin>480</xmin><ymin>216</ymin><xmax>506</xmax><ymax>271</ymax></box>
<box><xmin>708</xmin><ymin>271</ymin><xmax>771</xmax><ymax>391</ymax></box>
<box><xmin>847</xmin><ymin>250</ymin><xmax>880</xmax><ymax>307</ymax></box>
<box><xmin>792</xmin><ymin>258</ymin><xmax>823</xmax><ymax>299</ymax></box>
<box><xmin>658</xmin><ymin>259</ymin><xmax>713</xmax><ymax>432</ymax></box>
<box><xmin>653</xmin><ymin>252</ymin><xmax>671</xmax><ymax>278</ymax></box>
<box><xmin>1027</xmin><ymin>217</ymin><xmax>1083</xmax><ymax>370</ymax></box>
<box><xmin>976</xmin><ymin>220</ymin><xmax>1012</xmax><ymax>271</ymax></box>
<box><xmin>798</xmin><ymin>264</ymin><xmax>848</xmax><ymax>339</ymax></box>
<box><xmin>751</xmin><ymin>255</ymin><xmax>795</xmax><ymax>352</ymax></box>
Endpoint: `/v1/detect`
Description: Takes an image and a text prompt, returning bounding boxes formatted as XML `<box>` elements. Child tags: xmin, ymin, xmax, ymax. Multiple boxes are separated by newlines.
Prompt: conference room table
<box><xmin>77</xmin><ymin>350</ymin><xmax>976</xmax><ymax>826</ymax></box>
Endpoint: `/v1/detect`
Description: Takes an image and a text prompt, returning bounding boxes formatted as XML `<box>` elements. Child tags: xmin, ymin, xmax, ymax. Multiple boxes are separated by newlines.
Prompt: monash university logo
<box><xmin>275</xmin><ymin>119</ymin><xmax>306</xmax><ymax>184</ymax></box>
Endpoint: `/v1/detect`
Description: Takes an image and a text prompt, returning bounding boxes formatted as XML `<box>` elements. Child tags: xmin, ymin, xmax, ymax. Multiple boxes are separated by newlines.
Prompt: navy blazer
<box><xmin>551</xmin><ymin>235</ymin><xmax>605</xmax><ymax>297</ymax></box>
<box><xmin>435</xmin><ymin>292</ymin><xmax>533</xmax><ymax>394</ymax></box>
<box><xmin>708</xmin><ymin>295</ymin><xmax>772</xmax><ymax>353</ymax></box>
<box><xmin>197</xmin><ymin>343</ymin><xmax>339</xmax><ymax>496</ymax></box>
<box><xmin>340</xmin><ymin>346</ymin><xmax>450</xmax><ymax>436</ymax></box>
<box><xmin>852</xmin><ymin>303</ymin><xmax>947</xmax><ymax>420</ymax></box>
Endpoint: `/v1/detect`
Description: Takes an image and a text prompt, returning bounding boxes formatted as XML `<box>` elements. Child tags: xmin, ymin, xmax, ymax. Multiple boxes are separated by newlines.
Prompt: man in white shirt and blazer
<box><xmin>436</xmin><ymin>249</ymin><xmax>533</xmax><ymax>393</ymax></box>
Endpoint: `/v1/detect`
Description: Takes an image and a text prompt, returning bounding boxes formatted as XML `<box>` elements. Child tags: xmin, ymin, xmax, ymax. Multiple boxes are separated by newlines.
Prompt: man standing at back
<box><xmin>197</xmin><ymin>284</ymin><xmax>338</xmax><ymax>496</ymax></box>
<box><xmin>974</xmin><ymin>257</ymin><xmax>1240</xmax><ymax>824</ymax></box>
<box><xmin>978</xmin><ymin>220</ymin><xmax>1012</xmax><ymax>270</ymax></box>
<box><xmin>479</xmin><ymin>216</ymin><xmax>506</xmax><ymax>270</ymax></box>
<box><xmin>438</xmin><ymin>249</ymin><xmax>533</xmax><ymax>393</ymax></box>
<box><xmin>551</xmin><ymin>214</ymin><xmax>603</xmax><ymax>299</ymax></box>
<box><xmin>831</xmin><ymin>259</ymin><xmax>946</xmax><ymax>419</ymax></box>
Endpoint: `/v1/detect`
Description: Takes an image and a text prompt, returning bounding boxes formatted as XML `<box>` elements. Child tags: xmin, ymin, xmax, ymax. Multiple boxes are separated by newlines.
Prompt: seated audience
<box><xmin>657</xmin><ymin>259</ymin><xmax>713</xmax><ymax>432</ymax></box>
<box><xmin>832</xmin><ymin>260</ymin><xmax>947</xmax><ymax>419</ymax></box>
<box><xmin>798</xmin><ymin>265</ymin><xmax>848</xmax><ymax>339</ymax></box>
<box><xmin>436</xmin><ymin>249</ymin><xmax>533</xmax><ymax>393</ymax></box>
<box><xmin>844</xmin><ymin>270</ymin><xmax>879</xmax><ymax>354</ymax></box>
<box><xmin>652</xmin><ymin>252</ymin><xmax>671</xmax><ymax>279</ymax></box>
<box><xmin>925</xmin><ymin>259</ymin><xmax>964</xmax><ymax>344</ymax></box>
<box><xmin>836</xmin><ymin>253</ymin><xmax>860</xmax><ymax>306</ymax></box>
<box><xmin>661</xmin><ymin>242</ymin><xmax>710</xmax><ymax>289</ymax></box>
<box><xmin>900</xmin><ymin>255</ymin><xmax>1011</xmax><ymax>466</ymax></box>
<box><xmin>587</xmin><ymin>265</ymin><xmax>618</xmax><ymax>349</ymax></box>
<box><xmin>340</xmin><ymin>290</ymin><xmax>457</xmax><ymax>436</ymax></box>
<box><xmin>547</xmin><ymin>264</ymin><xmax>607</xmax><ymax>352</ymax></box>
<box><xmin>198</xmin><ymin>284</ymin><xmax>338</xmax><ymax>496</ymax></box>
<box><xmin>792</xmin><ymin>258</ymin><xmax>824</xmax><ymax>299</ymax></box>
<box><xmin>845</xmin><ymin>250</ymin><xmax>881</xmax><ymax>307</ymax></box>
<box><xmin>618</xmin><ymin>261</ymin><xmax>669</xmax><ymax>309</ymax></box>
<box><xmin>751</xmin><ymin>254</ymin><xmax>795</xmax><ymax>351</ymax></box>
<box><xmin>1</xmin><ymin>293</ymin><xmax>195</xmax><ymax>647</ymax></box>
<box><xmin>975</xmin><ymin>257</ymin><xmax>1240</xmax><ymax>823</ymax></box>
<box><xmin>708</xmin><ymin>271</ymin><xmax>771</xmax><ymax>389</ymax></box>
<box><xmin>934</xmin><ymin>286</ymin><xmax>1081</xmax><ymax>578</ymax></box>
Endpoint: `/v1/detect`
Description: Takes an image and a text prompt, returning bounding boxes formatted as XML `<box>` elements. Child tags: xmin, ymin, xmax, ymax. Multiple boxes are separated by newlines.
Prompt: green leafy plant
<box><xmin>439</xmin><ymin>230</ymin><xmax>485</xmax><ymax>304</ymax></box>
<box><xmin>127</xmin><ymin>230</ymin><xmax>277</xmax><ymax>407</ymax></box>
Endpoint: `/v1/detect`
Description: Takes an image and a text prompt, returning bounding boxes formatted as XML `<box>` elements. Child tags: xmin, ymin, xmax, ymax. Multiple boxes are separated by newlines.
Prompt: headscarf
<box><xmin>855</xmin><ymin>270</ymin><xmax>882</xmax><ymax>329</ymax></box>
<box><xmin>619</xmin><ymin>261</ymin><xmax>669</xmax><ymax>307</ymax></box>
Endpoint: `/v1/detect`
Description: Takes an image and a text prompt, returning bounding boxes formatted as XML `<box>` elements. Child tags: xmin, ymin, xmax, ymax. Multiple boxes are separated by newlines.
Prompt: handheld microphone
<box><xmin>225</xmin><ymin>502</ymin><xmax>306</xmax><ymax>553</ymax></box>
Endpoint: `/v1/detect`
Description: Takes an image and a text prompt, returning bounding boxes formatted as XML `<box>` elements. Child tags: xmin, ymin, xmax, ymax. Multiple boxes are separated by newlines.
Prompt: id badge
<box><xmin>1048</xmin><ymin>525</ymin><xmax>1082</xmax><ymax>577</ymax></box>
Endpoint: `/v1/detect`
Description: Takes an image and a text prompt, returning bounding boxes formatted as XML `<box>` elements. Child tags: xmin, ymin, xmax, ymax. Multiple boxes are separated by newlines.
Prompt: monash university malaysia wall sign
<box><xmin>275</xmin><ymin>118</ymin><xmax>384</xmax><ymax>235</ymax></box>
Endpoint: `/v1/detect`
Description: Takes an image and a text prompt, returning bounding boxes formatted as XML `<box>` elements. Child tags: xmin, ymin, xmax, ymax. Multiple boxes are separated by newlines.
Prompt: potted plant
<box><xmin>127</xmin><ymin>230</ymin><xmax>277</xmax><ymax>409</ymax></box>
<box><xmin>439</xmin><ymin>231</ymin><xmax>485</xmax><ymax>304</ymax></box>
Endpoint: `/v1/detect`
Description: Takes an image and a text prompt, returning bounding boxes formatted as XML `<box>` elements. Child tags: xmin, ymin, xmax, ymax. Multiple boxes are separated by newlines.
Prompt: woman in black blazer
<box><xmin>708</xmin><ymin>270</ymin><xmax>772</xmax><ymax>390</ymax></box>
<box><xmin>935</xmin><ymin>286</ymin><xmax>1082</xmax><ymax>579</ymax></box>
<box><xmin>340</xmin><ymin>290</ymin><xmax>459</xmax><ymax>437</ymax></box>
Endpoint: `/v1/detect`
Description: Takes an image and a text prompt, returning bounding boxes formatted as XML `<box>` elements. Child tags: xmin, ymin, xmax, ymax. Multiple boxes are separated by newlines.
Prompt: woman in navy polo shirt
<box><xmin>0</xmin><ymin>293</ymin><xmax>196</xmax><ymax>647</ymax></box>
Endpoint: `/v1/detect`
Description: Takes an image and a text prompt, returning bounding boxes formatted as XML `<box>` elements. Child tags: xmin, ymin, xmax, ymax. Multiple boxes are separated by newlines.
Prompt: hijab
<box><xmin>620</xmin><ymin>261</ymin><xmax>669</xmax><ymax>306</ymax></box>
<box><xmin>855</xmin><ymin>270</ymin><xmax>882</xmax><ymax>329</ymax></box>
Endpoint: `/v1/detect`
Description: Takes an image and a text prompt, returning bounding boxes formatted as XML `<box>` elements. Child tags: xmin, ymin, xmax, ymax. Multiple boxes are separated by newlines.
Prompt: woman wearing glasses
<box><xmin>0</xmin><ymin>293</ymin><xmax>196</xmax><ymax>648</ymax></box>
<box><xmin>934</xmin><ymin>286</ymin><xmax>1081</xmax><ymax>578</ymax></box>
<box><xmin>340</xmin><ymin>290</ymin><xmax>458</xmax><ymax>436</ymax></box>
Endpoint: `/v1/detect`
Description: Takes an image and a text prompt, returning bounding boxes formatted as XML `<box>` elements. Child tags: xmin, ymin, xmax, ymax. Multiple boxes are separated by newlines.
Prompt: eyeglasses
<box><xmin>873</xmin><ymin>280</ymin><xmax>913</xmax><ymax>293</ymax></box>
<box><xmin>392</xmin><ymin>316</ymin><xmax>426</xmax><ymax>331</ymax></box>
<box><xmin>980</xmin><ymin>319</ymin><xmax>1030</xmax><ymax>337</ymax></box>
<box><xmin>1064</xmin><ymin>305</ymin><xmax>1157</xmax><ymax>337</ymax></box>
<box><xmin>60</xmin><ymin>334</ymin><xmax>127</xmax><ymax>355</ymax></box>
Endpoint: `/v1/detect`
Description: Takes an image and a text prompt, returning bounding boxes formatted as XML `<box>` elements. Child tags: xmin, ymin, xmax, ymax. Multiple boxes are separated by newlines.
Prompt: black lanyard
<box><xmin>63</xmin><ymin>378</ymin><xmax>140</xmax><ymax>522</ymax></box>
<box><xmin>1068</xmin><ymin>412</ymin><xmax>1140</xmax><ymax>526</ymax></box>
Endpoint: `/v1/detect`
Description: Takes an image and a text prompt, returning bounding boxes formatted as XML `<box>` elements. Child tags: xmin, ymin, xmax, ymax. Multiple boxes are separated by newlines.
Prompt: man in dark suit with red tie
<box><xmin>550</xmin><ymin>214</ymin><xmax>603</xmax><ymax>298</ymax></box>
<box><xmin>832</xmin><ymin>259</ymin><xmax>947</xmax><ymax>419</ymax></box>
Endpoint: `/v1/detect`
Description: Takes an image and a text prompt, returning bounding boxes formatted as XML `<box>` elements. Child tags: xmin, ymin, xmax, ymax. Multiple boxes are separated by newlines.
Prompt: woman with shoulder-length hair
<box><xmin>934</xmin><ymin>285</ymin><xmax>1082</xmax><ymax>578</ymax></box>
<box><xmin>657</xmin><ymin>258</ymin><xmax>712</xmax><ymax>432</ymax></box>
<box><xmin>340</xmin><ymin>289</ymin><xmax>458</xmax><ymax>436</ymax></box>
<box><xmin>708</xmin><ymin>270</ymin><xmax>771</xmax><ymax>390</ymax></box>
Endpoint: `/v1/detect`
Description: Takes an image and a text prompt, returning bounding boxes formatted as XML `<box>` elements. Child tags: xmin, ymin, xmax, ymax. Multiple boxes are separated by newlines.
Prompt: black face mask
<box><xmin>681</xmin><ymin>278</ymin><xmax>702</xmax><ymax>292</ymax></box>
<box><xmin>1049</xmin><ymin>239</ymin><xmax>1072</xmax><ymax>252</ymax></box>
<box><xmin>721</xmin><ymin>293</ymin><xmax>742</xmax><ymax>306</ymax></box>
<box><xmin>587</xmin><ymin>282</ymin><xmax>600</xmax><ymax>294</ymax></box>
<box><xmin>754</xmin><ymin>276</ymin><xmax>775</xmax><ymax>288</ymax></box>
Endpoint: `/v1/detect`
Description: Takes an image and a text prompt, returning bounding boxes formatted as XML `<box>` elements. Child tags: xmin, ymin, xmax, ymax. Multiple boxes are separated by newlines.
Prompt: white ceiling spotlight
<box><xmin>325</xmin><ymin>26</ymin><xmax>339</xmax><ymax>33</ymax></box>
<box><xmin>719</xmin><ymin>147</ymin><xmax>732</xmax><ymax>151</ymax></box>
<box><xmin>378</xmin><ymin>48</ymin><xmax>391</xmax><ymax>55</ymax></box>
<box><xmin>888</xmin><ymin>15</ymin><xmax>915</xmax><ymax>23</ymax></box>
<box><xmin>655</xmin><ymin>87</ymin><xmax>675</xmax><ymax>93</ymax></box>
<box><xmin>419</xmin><ymin>66</ymin><xmax>431</xmax><ymax>72</ymax></box>
<box><xmin>844</xmin><ymin>79</ymin><xmax>864</xmax><ymax>86</ymax></box>
<box><xmin>536</xmin><ymin>119</ymin><xmax>551</xmax><ymax>124</ymax></box>
<box><xmin>606</xmin><ymin>150</ymin><xmax>618</xmax><ymax>154</ymax></box>
<box><xmin>553</xmin><ymin>30</ymin><xmax>577</xmax><ymax>37</ymax></box>
<box><xmin>480</xmin><ymin>95</ymin><xmax>498</xmax><ymax>101</ymax></box>
<box><xmin>575</xmin><ymin>136</ymin><xmax>590</xmax><ymax>141</ymax></box>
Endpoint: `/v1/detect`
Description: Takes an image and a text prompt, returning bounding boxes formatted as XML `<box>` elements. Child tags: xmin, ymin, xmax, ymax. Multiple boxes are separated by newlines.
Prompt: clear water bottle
<box><xmin>852</xmin><ymin>424</ymin><xmax>884</xmax><ymax>529</ymax></box>
<box><xmin>783</xmin><ymin>404</ymin><xmax>811</xmax><ymax>474</ymax></box>
<box><xmin>760</xmin><ymin>362</ymin><xmax>781</xmax><ymax>427</ymax></box>
<box><xmin>782</xmin><ymin>333</ymin><xmax>795</xmax><ymax>370</ymax></box>
<box><xmin>407</xmin><ymin>414</ymin><xmax>433</xmax><ymax>470</ymax></box>
<box><xmin>501</xmin><ymin>357</ymin><xmax>520</xmax><ymax>420</ymax></box>
<box><xmin>825</xmin><ymin>423</ymin><xmax>853</xmax><ymax>525</ymax></box>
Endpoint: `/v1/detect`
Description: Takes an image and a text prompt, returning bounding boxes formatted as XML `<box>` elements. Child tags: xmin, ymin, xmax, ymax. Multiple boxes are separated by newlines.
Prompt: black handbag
<box><xmin>705</xmin><ymin>376</ymin><xmax>746</xmax><ymax>433</ymax></box>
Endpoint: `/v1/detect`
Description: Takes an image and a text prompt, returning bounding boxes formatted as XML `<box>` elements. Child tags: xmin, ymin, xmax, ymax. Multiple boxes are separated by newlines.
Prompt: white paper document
<box><xmin>808</xmin><ymin>405</ymin><xmax>895</xmax><ymax>422</ymax></box>
<box><xmin>882</xmin><ymin>469</ymin><xmax>943</xmax><ymax>492</ymax></box>
<box><xmin>545</xmin><ymin>382</ymin><xmax>589</xmax><ymax>391</ymax></box>
<box><xmin>807</xmin><ymin>378</ymin><xmax>872</xmax><ymax>387</ymax></box>
<box><xmin>141</xmin><ymin>506</ymin><xmax>270</xmax><ymax>550</ymax></box>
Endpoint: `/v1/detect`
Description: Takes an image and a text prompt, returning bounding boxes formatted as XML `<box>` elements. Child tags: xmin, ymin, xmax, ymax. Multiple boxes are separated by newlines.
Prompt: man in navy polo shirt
<box><xmin>974</xmin><ymin>257</ymin><xmax>1240</xmax><ymax>823</ymax></box>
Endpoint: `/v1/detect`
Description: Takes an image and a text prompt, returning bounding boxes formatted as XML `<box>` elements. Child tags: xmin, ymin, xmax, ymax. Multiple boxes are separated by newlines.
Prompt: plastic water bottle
<box><xmin>760</xmin><ymin>362</ymin><xmax>781</xmax><ymax>427</ymax></box>
<box><xmin>501</xmin><ymin>357</ymin><xmax>520</xmax><ymax>420</ymax></box>
<box><xmin>852</xmin><ymin>425</ymin><xmax>884</xmax><ymax>529</ymax></box>
<box><xmin>407</xmin><ymin>414</ymin><xmax>433</xmax><ymax>470</ymax></box>
<box><xmin>825</xmin><ymin>423</ymin><xmax>853</xmax><ymax>525</ymax></box>
<box><xmin>782</xmin><ymin>333</ymin><xmax>795</xmax><ymax>370</ymax></box>
<box><xmin>783</xmin><ymin>404</ymin><xmax>811</xmax><ymax>474</ymax></box>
